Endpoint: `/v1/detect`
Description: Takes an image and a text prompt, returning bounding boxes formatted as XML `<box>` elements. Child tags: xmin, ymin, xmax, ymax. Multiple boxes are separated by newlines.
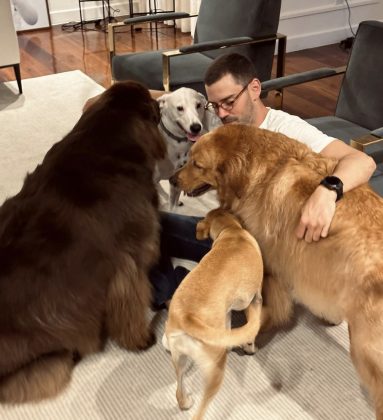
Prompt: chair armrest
<box><xmin>108</xmin><ymin>13</ymin><xmax>193</xmax><ymax>58</ymax></box>
<box><xmin>350</xmin><ymin>131</ymin><xmax>383</xmax><ymax>163</ymax></box>
<box><xmin>162</xmin><ymin>33</ymin><xmax>287</xmax><ymax>91</ymax></box>
<box><xmin>123</xmin><ymin>12</ymin><xmax>191</xmax><ymax>25</ymax></box>
<box><xmin>371</xmin><ymin>127</ymin><xmax>383</xmax><ymax>138</ymax></box>
<box><xmin>179</xmin><ymin>33</ymin><xmax>283</xmax><ymax>53</ymax></box>
<box><xmin>261</xmin><ymin>66</ymin><xmax>346</xmax><ymax>92</ymax></box>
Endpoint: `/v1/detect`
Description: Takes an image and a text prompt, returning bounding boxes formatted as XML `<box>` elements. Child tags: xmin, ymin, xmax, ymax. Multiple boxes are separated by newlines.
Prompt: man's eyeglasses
<box><xmin>204</xmin><ymin>82</ymin><xmax>250</xmax><ymax>113</ymax></box>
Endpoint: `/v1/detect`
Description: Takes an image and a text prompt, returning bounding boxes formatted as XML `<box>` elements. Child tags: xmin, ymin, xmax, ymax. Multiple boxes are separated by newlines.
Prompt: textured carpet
<box><xmin>0</xmin><ymin>72</ymin><xmax>375</xmax><ymax>420</ymax></box>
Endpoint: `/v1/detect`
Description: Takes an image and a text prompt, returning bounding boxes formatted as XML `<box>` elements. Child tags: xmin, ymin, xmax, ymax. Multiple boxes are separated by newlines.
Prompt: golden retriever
<box><xmin>0</xmin><ymin>81</ymin><xmax>166</xmax><ymax>403</ymax></box>
<box><xmin>163</xmin><ymin>208</ymin><xmax>263</xmax><ymax>420</ymax></box>
<box><xmin>171</xmin><ymin>123</ymin><xmax>383</xmax><ymax>420</ymax></box>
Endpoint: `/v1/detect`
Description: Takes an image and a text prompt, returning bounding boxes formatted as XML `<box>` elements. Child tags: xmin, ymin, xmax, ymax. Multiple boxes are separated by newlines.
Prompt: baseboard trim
<box><xmin>280</xmin><ymin>0</ymin><xmax>379</xmax><ymax>21</ymax></box>
<box><xmin>284</xmin><ymin>25</ymin><xmax>358</xmax><ymax>52</ymax></box>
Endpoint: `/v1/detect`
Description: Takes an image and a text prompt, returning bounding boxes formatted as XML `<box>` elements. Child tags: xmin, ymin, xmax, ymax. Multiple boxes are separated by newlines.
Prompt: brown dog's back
<box><xmin>0</xmin><ymin>82</ymin><xmax>166</xmax><ymax>403</ymax></box>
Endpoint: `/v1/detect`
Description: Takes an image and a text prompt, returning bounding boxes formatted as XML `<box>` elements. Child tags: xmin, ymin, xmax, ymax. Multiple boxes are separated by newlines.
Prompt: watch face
<box><xmin>320</xmin><ymin>176</ymin><xmax>343</xmax><ymax>201</ymax></box>
<box><xmin>326</xmin><ymin>176</ymin><xmax>341</xmax><ymax>186</ymax></box>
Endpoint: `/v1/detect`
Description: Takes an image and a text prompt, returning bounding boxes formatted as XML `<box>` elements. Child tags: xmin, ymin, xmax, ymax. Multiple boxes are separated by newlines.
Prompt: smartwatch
<box><xmin>319</xmin><ymin>176</ymin><xmax>343</xmax><ymax>202</ymax></box>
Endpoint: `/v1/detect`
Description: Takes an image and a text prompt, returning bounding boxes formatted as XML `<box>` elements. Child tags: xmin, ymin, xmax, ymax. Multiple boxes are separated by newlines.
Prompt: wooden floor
<box><xmin>0</xmin><ymin>22</ymin><xmax>351</xmax><ymax>119</ymax></box>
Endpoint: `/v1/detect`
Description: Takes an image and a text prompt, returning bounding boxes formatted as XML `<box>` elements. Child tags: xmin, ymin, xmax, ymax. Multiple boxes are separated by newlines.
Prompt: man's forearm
<box><xmin>331</xmin><ymin>152</ymin><xmax>376</xmax><ymax>193</ymax></box>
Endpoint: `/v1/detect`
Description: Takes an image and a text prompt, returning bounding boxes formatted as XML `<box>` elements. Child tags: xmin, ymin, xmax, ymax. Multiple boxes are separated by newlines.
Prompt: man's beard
<box><xmin>222</xmin><ymin>99</ymin><xmax>255</xmax><ymax>125</ymax></box>
<box><xmin>222</xmin><ymin>115</ymin><xmax>238</xmax><ymax>124</ymax></box>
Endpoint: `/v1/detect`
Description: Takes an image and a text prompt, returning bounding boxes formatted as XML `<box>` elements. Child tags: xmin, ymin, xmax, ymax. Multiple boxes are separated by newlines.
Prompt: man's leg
<box><xmin>150</xmin><ymin>211</ymin><xmax>212</xmax><ymax>307</ymax></box>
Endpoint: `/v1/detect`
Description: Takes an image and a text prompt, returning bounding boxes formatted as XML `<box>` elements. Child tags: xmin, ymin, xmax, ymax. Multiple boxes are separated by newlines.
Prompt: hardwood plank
<box><xmin>0</xmin><ymin>23</ymin><xmax>350</xmax><ymax>118</ymax></box>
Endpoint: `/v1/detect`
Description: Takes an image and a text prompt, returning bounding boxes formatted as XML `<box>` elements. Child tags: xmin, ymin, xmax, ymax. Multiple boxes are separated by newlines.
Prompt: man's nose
<box><xmin>217</xmin><ymin>107</ymin><xmax>229</xmax><ymax>119</ymax></box>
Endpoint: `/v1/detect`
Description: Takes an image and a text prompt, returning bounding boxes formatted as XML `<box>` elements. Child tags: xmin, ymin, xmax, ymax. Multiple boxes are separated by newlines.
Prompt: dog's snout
<box><xmin>190</xmin><ymin>123</ymin><xmax>202</xmax><ymax>134</ymax></box>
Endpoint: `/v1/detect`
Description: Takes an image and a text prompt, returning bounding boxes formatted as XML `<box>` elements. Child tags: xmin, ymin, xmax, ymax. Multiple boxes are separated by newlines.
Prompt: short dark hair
<box><xmin>204</xmin><ymin>53</ymin><xmax>257</xmax><ymax>86</ymax></box>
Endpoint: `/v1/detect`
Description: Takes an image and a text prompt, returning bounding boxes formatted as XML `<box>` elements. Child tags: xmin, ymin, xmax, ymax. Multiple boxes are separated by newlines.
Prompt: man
<box><xmin>150</xmin><ymin>53</ymin><xmax>376</xmax><ymax>309</ymax></box>
<box><xmin>204</xmin><ymin>53</ymin><xmax>375</xmax><ymax>242</ymax></box>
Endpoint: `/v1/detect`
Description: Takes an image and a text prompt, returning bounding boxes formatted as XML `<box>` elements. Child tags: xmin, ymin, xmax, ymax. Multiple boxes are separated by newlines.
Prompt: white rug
<box><xmin>0</xmin><ymin>72</ymin><xmax>375</xmax><ymax>420</ymax></box>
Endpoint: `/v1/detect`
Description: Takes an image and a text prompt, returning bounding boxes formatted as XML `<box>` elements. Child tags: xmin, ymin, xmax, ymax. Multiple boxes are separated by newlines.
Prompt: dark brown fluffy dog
<box><xmin>172</xmin><ymin>124</ymin><xmax>383</xmax><ymax>420</ymax></box>
<box><xmin>0</xmin><ymin>81</ymin><xmax>166</xmax><ymax>403</ymax></box>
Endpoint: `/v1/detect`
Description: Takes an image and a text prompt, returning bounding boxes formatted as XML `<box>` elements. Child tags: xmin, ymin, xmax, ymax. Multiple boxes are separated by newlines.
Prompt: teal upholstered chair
<box><xmin>262</xmin><ymin>20</ymin><xmax>383</xmax><ymax>196</ymax></box>
<box><xmin>108</xmin><ymin>0</ymin><xmax>286</xmax><ymax>97</ymax></box>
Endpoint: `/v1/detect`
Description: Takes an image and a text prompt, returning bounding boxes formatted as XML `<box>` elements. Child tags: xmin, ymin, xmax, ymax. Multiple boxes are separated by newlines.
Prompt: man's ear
<box><xmin>248</xmin><ymin>78</ymin><xmax>262</xmax><ymax>101</ymax></box>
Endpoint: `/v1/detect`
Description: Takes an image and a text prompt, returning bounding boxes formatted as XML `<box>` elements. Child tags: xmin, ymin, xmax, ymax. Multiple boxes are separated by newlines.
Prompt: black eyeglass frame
<box><xmin>204</xmin><ymin>81</ymin><xmax>251</xmax><ymax>113</ymax></box>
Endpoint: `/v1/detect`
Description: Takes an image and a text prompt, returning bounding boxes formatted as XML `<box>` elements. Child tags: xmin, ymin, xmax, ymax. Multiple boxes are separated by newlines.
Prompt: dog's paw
<box><xmin>136</xmin><ymin>331</ymin><xmax>156</xmax><ymax>351</ymax></box>
<box><xmin>178</xmin><ymin>393</ymin><xmax>194</xmax><ymax>410</ymax></box>
<box><xmin>161</xmin><ymin>333</ymin><xmax>170</xmax><ymax>351</ymax></box>
<box><xmin>321</xmin><ymin>318</ymin><xmax>343</xmax><ymax>327</ymax></box>
<box><xmin>241</xmin><ymin>341</ymin><xmax>258</xmax><ymax>355</ymax></box>
<box><xmin>196</xmin><ymin>220</ymin><xmax>209</xmax><ymax>240</ymax></box>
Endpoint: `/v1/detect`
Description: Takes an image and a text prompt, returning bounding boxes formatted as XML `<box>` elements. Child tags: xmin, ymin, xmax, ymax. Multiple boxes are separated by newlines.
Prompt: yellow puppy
<box><xmin>164</xmin><ymin>208</ymin><xmax>263</xmax><ymax>420</ymax></box>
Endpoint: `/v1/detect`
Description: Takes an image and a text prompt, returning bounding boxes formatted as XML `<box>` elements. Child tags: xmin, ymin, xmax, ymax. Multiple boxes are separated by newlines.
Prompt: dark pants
<box><xmin>149</xmin><ymin>211</ymin><xmax>212</xmax><ymax>307</ymax></box>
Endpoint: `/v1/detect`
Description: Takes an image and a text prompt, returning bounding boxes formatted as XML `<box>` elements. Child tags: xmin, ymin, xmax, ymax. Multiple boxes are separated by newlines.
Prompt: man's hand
<box><xmin>296</xmin><ymin>185</ymin><xmax>337</xmax><ymax>243</ymax></box>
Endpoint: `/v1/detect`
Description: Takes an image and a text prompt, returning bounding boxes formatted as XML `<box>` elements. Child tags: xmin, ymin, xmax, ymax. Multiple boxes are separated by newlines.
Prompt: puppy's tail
<box><xmin>182</xmin><ymin>295</ymin><xmax>262</xmax><ymax>348</ymax></box>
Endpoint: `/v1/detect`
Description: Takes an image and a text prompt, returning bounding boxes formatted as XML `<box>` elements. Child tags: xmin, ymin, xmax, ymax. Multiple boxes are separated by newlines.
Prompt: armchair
<box><xmin>108</xmin><ymin>0</ymin><xmax>286</xmax><ymax>98</ymax></box>
<box><xmin>0</xmin><ymin>0</ymin><xmax>22</xmax><ymax>94</ymax></box>
<box><xmin>261</xmin><ymin>20</ymin><xmax>383</xmax><ymax>196</ymax></box>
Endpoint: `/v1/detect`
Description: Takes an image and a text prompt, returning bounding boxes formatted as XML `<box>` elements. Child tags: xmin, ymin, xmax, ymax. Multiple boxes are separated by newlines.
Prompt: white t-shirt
<box><xmin>259</xmin><ymin>108</ymin><xmax>335</xmax><ymax>153</ymax></box>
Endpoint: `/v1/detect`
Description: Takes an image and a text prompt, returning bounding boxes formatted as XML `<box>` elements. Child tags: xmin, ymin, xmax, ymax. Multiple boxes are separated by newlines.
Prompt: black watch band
<box><xmin>319</xmin><ymin>176</ymin><xmax>343</xmax><ymax>202</ymax></box>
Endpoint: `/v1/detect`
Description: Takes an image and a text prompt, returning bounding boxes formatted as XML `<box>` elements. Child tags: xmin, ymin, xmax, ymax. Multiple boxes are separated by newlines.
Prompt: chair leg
<box><xmin>13</xmin><ymin>64</ymin><xmax>22</xmax><ymax>94</ymax></box>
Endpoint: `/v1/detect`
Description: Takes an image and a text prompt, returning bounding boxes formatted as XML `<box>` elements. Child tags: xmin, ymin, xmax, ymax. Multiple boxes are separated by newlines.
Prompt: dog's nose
<box><xmin>190</xmin><ymin>123</ymin><xmax>202</xmax><ymax>134</ymax></box>
<box><xmin>169</xmin><ymin>172</ymin><xmax>179</xmax><ymax>187</ymax></box>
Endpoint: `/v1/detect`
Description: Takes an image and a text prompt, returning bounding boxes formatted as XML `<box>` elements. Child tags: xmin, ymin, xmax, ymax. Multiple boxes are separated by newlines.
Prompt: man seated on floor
<box><xmin>83</xmin><ymin>53</ymin><xmax>375</xmax><ymax>309</ymax></box>
<box><xmin>149</xmin><ymin>52</ymin><xmax>376</xmax><ymax>309</ymax></box>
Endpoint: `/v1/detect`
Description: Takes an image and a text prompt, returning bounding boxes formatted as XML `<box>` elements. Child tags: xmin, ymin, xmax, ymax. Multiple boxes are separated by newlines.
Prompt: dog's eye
<box><xmin>177</xmin><ymin>106</ymin><xmax>184</xmax><ymax>112</ymax></box>
<box><xmin>193</xmin><ymin>160</ymin><xmax>203</xmax><ymax>169</ymax></box>
<box><xmin>196</xmin><ymin>103</ymin><xmax>201</xmax><ymax>109</ymax></box>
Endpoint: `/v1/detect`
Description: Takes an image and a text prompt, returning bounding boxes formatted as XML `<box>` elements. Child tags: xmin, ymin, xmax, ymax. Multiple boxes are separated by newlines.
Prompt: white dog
<box><xmin>155</xmin><ymin>88</ymin><xmax>221</xmax><ymax>210</ymax></box>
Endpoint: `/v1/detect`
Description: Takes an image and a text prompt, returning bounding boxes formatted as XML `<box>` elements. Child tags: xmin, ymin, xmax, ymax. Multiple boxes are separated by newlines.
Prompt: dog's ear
<box><xmin>197</xmin><ymin>92</ymin><xmax>207</xmax><ymax>105</ymax></box>
<box><xmin>157</xmin><ymin>93</ymin><xmax>170</xmax><ymax>111</ymax></box>
<box><xmin>195</xmin><ymin>92</ymin><xmax>222</xmax><ymax>132</ymax></box>
<box><xmin>196</xmin><ymin>218</ymin><xmax>210</xmax><ymax>240</ymax></box>
<box><xmin>217</xmin><ymin>152</ymin><xmax>249</xmax><ymax>202</ymax></box>
<box><xmin>202</xmin><ymin>108</ymin><xmax>222</xmax><ymax>132</ymax></box>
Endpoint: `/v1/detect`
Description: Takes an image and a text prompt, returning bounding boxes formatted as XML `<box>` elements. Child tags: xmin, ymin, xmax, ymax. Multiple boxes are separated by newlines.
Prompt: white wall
<box><xmin>47</xmin><ymin>0</ymin><xmax>383</xmax><ymax>52</ymax></box>
<box><xmin>280</xmin><ymin>0</ymin><xmax>383</xmax><ymax>51</ymax></box>
<box><xmin>47</xmin><ymin>0</ymin><xmax>143</xmax><ymax>24</ymax></box>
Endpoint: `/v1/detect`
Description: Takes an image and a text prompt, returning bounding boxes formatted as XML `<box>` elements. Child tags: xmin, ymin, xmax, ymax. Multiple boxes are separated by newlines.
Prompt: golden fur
<box><xmin>172</xmin><ymin>124</ymin><xmax>383</xmax><ymax>420</ymax></box>
<box><xmin>164</xmin><ymin>208</ymin><xmax>263</xmax><ymax>420</ymax></box>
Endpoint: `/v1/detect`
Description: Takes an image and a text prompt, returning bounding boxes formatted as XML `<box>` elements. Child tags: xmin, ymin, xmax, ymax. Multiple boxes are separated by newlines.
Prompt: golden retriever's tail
<box><xmin>182</xmin><ymin>296</ymin><xmax>262</xmax><ymax>348</ymax></box>
<box><xmin>0</xmin><ymin>351</ymin><xmax>74</xmax><ymax>404</ymax></box>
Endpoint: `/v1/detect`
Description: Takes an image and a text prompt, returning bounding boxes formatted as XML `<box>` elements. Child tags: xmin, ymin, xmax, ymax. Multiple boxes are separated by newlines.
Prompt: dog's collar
<box><xmin>159</xmin><ymin>119</ymin><xmax>188</xmax><ymax>143</ymax></box>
